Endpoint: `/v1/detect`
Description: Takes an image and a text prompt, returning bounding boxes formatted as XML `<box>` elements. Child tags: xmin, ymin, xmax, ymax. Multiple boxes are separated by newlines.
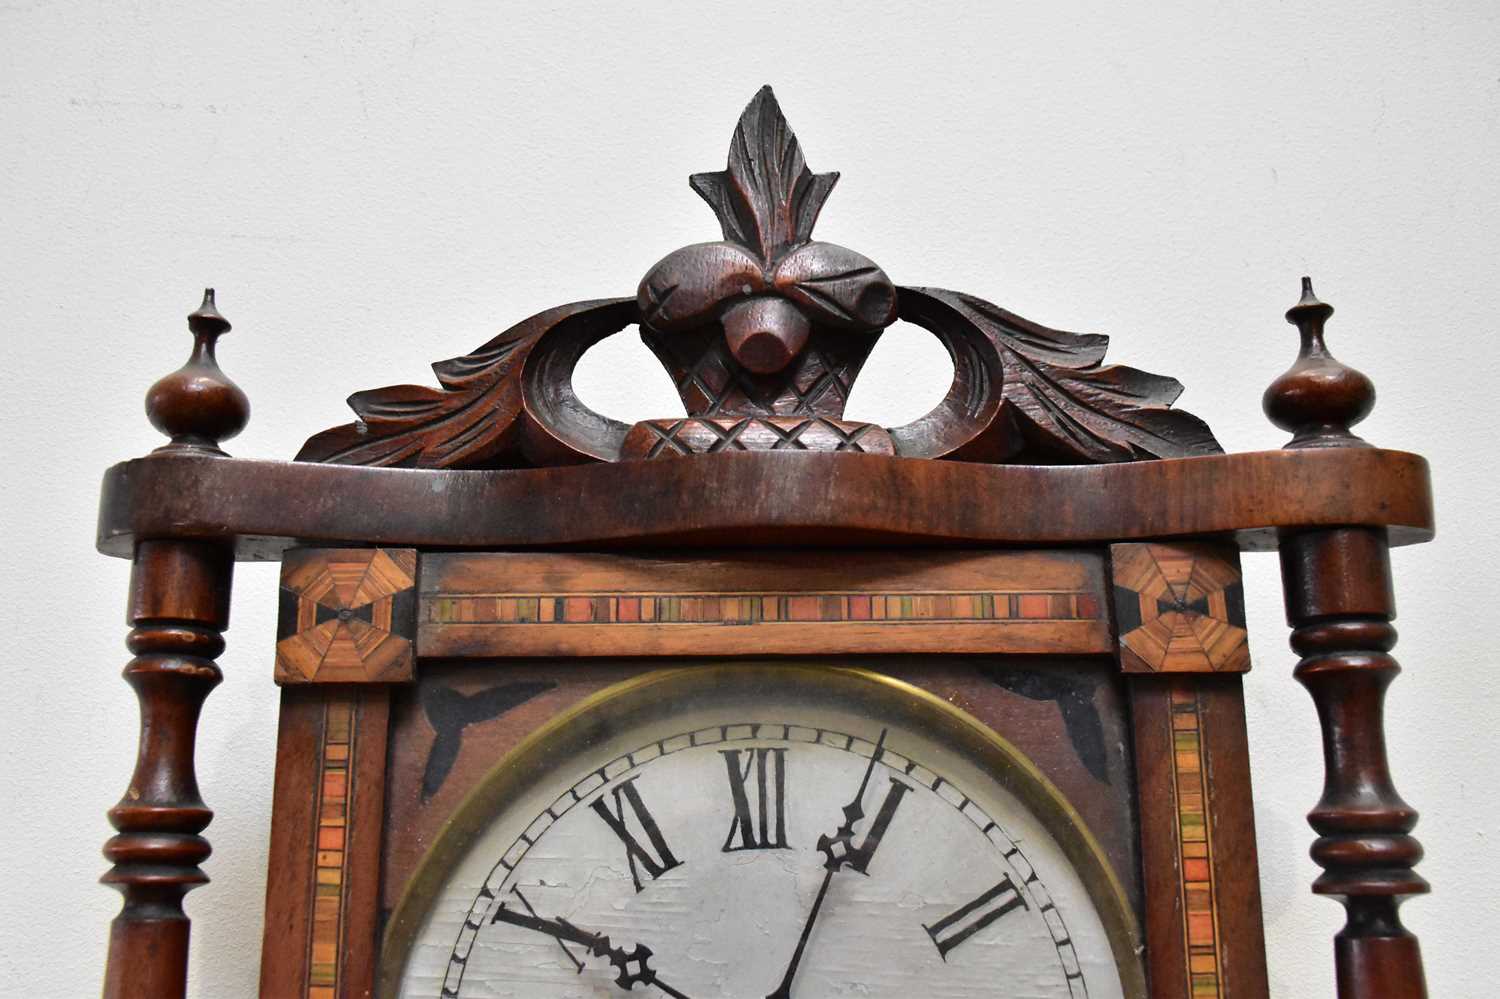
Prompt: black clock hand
<box><xmin>491</xmin><ymin>903</ymin><xmax>693</xmax><ymax>998</ymax></box>
<box><xmin>764</xmin><ymin>865</ymin><xmax>835</xmax><ymax>999</ymax></box>
<box><xmin>511</xmin><ymin>885</ymin><xmax>584</xmax><ymax>972</ymax></box>
<box><xmin>766</xmin><ymin>728</ymin><xmax>904</xmax><ymax>999</ymax></box>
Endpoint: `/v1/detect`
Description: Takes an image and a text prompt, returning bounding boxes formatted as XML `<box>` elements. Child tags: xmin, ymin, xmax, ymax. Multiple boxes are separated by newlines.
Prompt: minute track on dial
<box><xmin>490</xmin><ymin>903</ymin><xmax>693</xmax><ymax>998</ymax></box>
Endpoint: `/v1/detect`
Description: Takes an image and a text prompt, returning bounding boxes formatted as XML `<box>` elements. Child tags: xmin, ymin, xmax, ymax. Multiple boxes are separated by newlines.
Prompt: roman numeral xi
<box><xmin>924</xmin><ymin>874</ymin><xmax>1030</xmax><ymax>960</ymax></box>
<box><xmin>721</xmin><ymin>747</ymin><xmax>790</xmax><ymax>852</ymax></box>
<box><xmin>590</xmin><ymin>777</ymin><xmax>683</xmax><ymax>893</ymax></box>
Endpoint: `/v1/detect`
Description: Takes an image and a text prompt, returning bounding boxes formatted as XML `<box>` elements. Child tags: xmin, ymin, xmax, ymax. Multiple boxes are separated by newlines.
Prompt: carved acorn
<box><xmin>636</xmin><ymin>86</ymin><xmax>896</xmax><ymax>374</ymax></box>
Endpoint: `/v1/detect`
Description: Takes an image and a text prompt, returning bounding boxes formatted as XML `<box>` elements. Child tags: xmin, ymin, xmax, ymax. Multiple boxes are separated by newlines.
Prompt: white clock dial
<box><xmin>387</xmin><ymin>667</ymin><xmax>1141</xmax><ymax>999</ymax></box>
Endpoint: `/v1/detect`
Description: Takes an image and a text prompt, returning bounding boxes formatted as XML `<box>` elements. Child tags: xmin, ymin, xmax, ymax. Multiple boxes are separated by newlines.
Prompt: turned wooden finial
<box><xmin>1263</xmin><ymin>277</ymin><xmax>1375</xmax><ymax>449</ymax></box>
<box><xmin>145</xmin><ymin>289</ymin><xmax>250</xmax><ymax>455</ymax></box>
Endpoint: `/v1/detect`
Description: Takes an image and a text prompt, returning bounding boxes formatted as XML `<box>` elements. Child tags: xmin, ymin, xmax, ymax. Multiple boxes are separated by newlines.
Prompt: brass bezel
<box><xmin>379</xmin><ymin>663</ymin><xmax>1147</xmax><ymax>998</ymax></box>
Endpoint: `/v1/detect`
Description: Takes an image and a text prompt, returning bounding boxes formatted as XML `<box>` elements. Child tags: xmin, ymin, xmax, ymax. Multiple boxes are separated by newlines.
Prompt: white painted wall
<box><xmin>2</xmin><ymin>2</ymin><xmax>1495</xmax><ymax>996</ymax></box>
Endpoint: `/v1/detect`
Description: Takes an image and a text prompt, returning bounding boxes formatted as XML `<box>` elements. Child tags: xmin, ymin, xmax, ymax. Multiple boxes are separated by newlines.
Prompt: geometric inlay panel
<box><xmin>1110</xmin><ymin>542</ymin><xmax>1249</xmax><ymax>673</ymax></box>
<box><xmin>275</xmin><ymin>548</ymin><xmax>417</xmax><ymax>684</ymax></box>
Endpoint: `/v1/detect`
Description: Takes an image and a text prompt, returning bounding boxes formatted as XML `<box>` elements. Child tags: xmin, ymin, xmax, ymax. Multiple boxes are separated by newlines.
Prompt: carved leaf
<box><xmin>296</xmin><ymin>299</ymin><xmax>634</xmax><ymax>468</ymax></box>
<box><xmin>689</xmin><ymin>86</ymin><xmax>839</xmax><ymax>260</ymax></box>
<box><xmin>905</xmin><ymin>288</ymin><xmax>1222</xmax><ymax>462</ymax></box>
<box><xmin>637</xmin><ymin>242</ymin><xmax>765</xmax><ymax>331</ymax></box>
<box><xmin>773</xmin><ymin>242</ymin><xmax>897</xmax><ymax>330</ymax></box>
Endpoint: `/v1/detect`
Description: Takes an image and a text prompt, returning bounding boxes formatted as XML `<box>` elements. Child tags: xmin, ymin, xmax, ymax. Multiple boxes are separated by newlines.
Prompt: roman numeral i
<box><xmin>589</xmin><ymin>777</ymin><xmax>682</xmax><ymax>893</ymax></box>
<box><xmin>721</xmin><ymin>747</ymin><xmax>790</xmax><ymax>852</ymax></box>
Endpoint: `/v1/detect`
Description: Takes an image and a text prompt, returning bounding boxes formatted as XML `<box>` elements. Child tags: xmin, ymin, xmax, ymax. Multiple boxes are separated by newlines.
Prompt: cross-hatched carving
<box><xmin>641</xmin><ymin>328</ymin><xmax>876</xmax><ymax>420</ymax></box>
<box><xmin>622</xmin><ymin>417</ymin><xmax>894</xmax><ymax>459</ymax></box>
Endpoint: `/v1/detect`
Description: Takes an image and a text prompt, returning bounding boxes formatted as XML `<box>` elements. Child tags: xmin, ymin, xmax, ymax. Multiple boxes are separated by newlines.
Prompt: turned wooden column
<box><xmin>1267</xmin><ymin>279</ymin><xmax>1428</xmax><ymax>999</ymax></box>
<box><xmin>102</xmin><ymin>540</ymin><xmax>233</xmax><ymax>998</ymax></box>
<box><xmin>101</xmin><ymin>291</ymin><xmax>248</xmax><ymax>999</ymax></box>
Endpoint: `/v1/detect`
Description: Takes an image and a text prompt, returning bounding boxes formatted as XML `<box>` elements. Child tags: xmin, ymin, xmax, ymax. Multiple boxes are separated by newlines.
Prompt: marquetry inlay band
<box><xmin>1171</xmin><ymin>685</ymin><xmax>1224</xmax><ymax>998</ymax></box>
<box><xmin>425</xmin><ymin>590</ymin><xmax>1101</xmax><ymax>626</ymax></box>
<box><xmin>417</xmin><ymin>550</ymin><xmax>1115</xmax><ymax>659</ymax></box>
<box><xmin>308</xmin><ymin>699</ymin><xmax>354</xmax><ymax>999</ymax></box>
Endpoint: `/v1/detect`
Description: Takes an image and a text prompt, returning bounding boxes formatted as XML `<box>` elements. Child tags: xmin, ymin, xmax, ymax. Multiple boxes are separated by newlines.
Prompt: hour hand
<box><xmin>816</xmin><ymin>779</ymin><xmax>910</xmax><ymax>875</ymax></box>
<box><xmin>491</xmin><ymin>904</ymin><xmax>691</xmax><ymax>998</ymax></box>
<box><xmin>815</xmin><ymin>729</ymin><xmax>910</xmax><ymax>876</ymax></box>
<box><xmin>492</xmin><ymin>902</ymin><xmax>606</xmax><ymax>953</ymax></box>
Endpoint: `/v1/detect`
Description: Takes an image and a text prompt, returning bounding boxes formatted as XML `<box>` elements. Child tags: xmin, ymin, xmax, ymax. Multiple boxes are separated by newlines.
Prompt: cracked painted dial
<box><xmin>390</xmin><ymin>667</ymin><xmax>1135</xmax><ymax>999</ymax></box>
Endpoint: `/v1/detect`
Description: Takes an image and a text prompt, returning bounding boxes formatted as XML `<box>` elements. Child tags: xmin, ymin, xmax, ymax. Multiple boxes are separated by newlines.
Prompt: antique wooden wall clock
<box><xmin>95</xmin><ymin>88</ymin><xmax>1435</xmax><ymax>999</ymax></box>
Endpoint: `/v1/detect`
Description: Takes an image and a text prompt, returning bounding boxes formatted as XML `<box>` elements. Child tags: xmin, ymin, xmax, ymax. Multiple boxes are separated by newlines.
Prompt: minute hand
<box><xmin>765</xmin><ymin>729</ymin><xmax>911</xmax><ymax>999</ymax></box>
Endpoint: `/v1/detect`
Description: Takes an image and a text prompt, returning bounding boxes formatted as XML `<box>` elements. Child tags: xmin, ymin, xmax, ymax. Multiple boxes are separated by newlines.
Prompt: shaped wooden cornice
<box><xmin>296</xmin><ymin>87</ymin><xmax>1220</xmax><ymax>468</ymax></box>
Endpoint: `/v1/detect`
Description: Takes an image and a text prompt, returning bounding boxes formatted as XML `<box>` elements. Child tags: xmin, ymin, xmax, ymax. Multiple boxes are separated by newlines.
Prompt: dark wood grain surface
<box><xmin>97</xmin><ymin>445</ymin><xmax>1432</xmax><ymax>561</ymax></box>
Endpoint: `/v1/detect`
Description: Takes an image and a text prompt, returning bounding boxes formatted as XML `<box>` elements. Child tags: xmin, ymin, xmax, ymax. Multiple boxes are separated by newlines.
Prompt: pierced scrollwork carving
<box><xmin>296</xmin><ymin>299</ymin><xmax>636</xmax><ymax>467</ymax></box>
<box><xmin>297</xmin><ymin>86</ymin><xmax>1219</xmax><ymax>469</ymax></box>
<box><xmin>893</xmin><ymin>288</ymin><xmax>1221</xmax><ymax>462</ymax></box>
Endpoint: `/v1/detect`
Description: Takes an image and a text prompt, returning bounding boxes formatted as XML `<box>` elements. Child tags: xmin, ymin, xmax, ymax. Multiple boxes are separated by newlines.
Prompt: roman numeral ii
<box><xmin>924</xmin><ymin>874</ymin><xmax>1029</xmax><ymax>959</ymax></box>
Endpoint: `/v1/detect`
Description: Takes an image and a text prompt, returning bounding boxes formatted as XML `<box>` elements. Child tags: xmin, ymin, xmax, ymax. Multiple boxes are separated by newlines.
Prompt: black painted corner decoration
<box><xmin>419</xmin><ymin>681</ymin><xmax>556</xmax><ymax>801</ymax></box>
<box><xmin>296</xmin><ymin>86</ymin><xmax>1220</xmax><ymax>469</ymax></box>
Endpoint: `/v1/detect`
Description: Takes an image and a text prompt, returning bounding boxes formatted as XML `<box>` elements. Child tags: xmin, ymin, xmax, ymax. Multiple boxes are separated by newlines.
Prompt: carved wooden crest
<box><xmin>297</xmin><ymin>87</ymin><xmax>1219</xmax><ymax>468</ymax></box>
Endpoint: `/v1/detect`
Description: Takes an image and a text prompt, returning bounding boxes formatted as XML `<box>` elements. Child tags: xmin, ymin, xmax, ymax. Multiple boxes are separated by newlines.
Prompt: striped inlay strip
<box><xmin>307</xmin><ymin>699</ymin><xmax>354</xmax><ymax>999</ymax></box>
<box><xmin>425</xmin><ymin>591</ymin><xmax>1102</xmax><ymax>626</ymax></box>
<box><xmin>1171</xmin><ymin>686</ymin><xmax>1223</xmax><ymax>998</ymax></box>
